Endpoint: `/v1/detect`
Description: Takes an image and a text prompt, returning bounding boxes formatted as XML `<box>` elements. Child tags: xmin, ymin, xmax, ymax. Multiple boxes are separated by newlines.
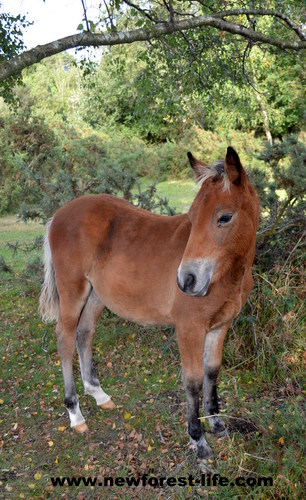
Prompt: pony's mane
<box><xmin>196</xmin><ymin>160</ymin><xmax>231</xmax><ymax>192</ymax></box>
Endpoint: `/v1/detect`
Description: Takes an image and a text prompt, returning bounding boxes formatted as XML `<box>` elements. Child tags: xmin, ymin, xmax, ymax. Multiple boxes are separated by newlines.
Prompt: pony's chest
<box><xmin>171</xmin><ymin>286</ymin><xmax>243</xmax><ymax>331</ymax></box>
<box><xmin>207</xmin><ymin>298</ymin><xmax>242</xmax><ymax>330</ymax></box>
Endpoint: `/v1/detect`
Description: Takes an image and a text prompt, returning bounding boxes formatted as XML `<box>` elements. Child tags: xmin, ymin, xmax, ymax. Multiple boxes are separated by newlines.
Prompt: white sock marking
<box><xmin>68</xmin><ymin>401</ymin><xmax>86</xmax><ymax>427</ymax></box>
<box><xmin>84</xmin><ymin>383</ymin><xmax>111</xmax><ymax>405</ymax></box>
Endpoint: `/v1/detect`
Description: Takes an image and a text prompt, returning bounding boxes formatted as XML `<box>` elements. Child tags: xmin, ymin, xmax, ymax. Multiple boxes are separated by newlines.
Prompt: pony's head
<box><xmin>177</xmin><ymin>147</ymin><xmax>259</xmax><ymax>296</ymax></box>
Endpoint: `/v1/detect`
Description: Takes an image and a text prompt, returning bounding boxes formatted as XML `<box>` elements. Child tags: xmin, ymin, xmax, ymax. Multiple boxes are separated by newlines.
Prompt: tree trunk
<box><xmin>255</xmin><ymin>92</ymin><xmax>273</xmax><ymax>145</ymax></box>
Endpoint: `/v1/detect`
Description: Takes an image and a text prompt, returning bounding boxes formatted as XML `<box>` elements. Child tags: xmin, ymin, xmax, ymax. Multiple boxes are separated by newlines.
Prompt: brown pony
<box><xmin>39</xmin><ymin>147</ymin><xmax>259</xmax><ymax>459</ymax></box>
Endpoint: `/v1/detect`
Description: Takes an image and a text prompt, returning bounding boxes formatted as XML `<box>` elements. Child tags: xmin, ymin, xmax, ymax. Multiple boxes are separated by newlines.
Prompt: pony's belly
<box><xmin>97</xmin><ymin>289</ymin><xmax>173</xmax><ymax>326</ymax></box>
<box><xmin>90</xmin><ymin>267</ymin><xmax>175</xmax><ymax>327</ymax></box>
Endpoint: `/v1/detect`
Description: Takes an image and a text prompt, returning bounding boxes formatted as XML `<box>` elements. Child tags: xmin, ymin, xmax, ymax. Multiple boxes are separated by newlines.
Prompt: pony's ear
<box><xmin>225</xmin><ymin>146</ymin><xmax>243</xmax><ymax>185</ymax></box>
<box><xmin>187</xmin><ymin>152</ymin><xmax>209</xmax><ymax>180</ymax></box>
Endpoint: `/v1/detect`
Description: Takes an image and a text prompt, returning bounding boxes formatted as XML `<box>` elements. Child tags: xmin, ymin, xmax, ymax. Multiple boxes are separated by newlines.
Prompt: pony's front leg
<box><xmin>177</xmin><ymin>328</ymin><xmax>213</xmax><ymax>459</ymax></box>
<box><xmin>203</xmin><ymin>324</ymin><xmax>230</xmax><ymax>436</ymax></box>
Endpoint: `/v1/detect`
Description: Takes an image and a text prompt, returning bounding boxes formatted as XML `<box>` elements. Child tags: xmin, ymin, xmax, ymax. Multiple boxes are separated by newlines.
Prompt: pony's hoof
<box><xmin>198</xmin><ymin>458</ymin><xmax>216</xmax><ymax>474</ymax></box>
<box><xmin>216</xmin><ymin>428</ymin><xmax>229</xmax><ymax>439</ymax></box>
<box><xmin>73</xmin><ymin>422</ymin><xmax>89</xmax><ymax>434</ymax></box>
<box><xmin>197</xmin><ymin>444</ymin><xmax>214</xmax><ymax>460</ymax></box>
<box><xmin>100</xmin><ymin>399</ymin><xmax>116</xmax><ymax>410</ymax></box>
<box><xmin>209</xmin><ymin>417</ymin><xmax>227</xmax><ymax>436</ymax></box>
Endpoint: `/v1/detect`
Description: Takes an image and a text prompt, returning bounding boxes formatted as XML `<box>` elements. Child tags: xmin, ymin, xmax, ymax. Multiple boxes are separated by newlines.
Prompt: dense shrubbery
<box><xmin>0</xmin><ymin>110</ymin><xmax>180</xmax><ymax>219</ymax></box>
<box><xmin>0</xmin><ymin>106</ymin><xmax>266</xmax><ymax>217</ymax></box>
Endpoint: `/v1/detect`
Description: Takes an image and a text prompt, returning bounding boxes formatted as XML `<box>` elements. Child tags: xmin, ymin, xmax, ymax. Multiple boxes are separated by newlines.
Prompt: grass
<box><xmin>0</xmin><ymin>192</ymin><xmax>304</xmax><ymax>499</ymax></box>
<box><xmin>139</xmin><ymin>178</ymin><xmax>196</xmax><ymax>213</ymax></box>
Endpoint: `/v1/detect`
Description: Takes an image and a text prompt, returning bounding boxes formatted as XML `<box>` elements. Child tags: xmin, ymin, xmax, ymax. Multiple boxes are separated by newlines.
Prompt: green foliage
<box><xmin>101</xmin><ymin>129</ymin><xmax>156</xmax><ymax>176</ymax></box>
<box><xmin>82</xmin><ymin>44</ymin><xmax>142</xmax><ymax>130</ymax></box>
<box><xmin>258</xmin><ymin>53</ymin><xmax>304</xmax><ymax>137</ymax></box>
<box><xmin>0</xmin><ymin>10</ymin><xmax>30</xmax><ymax>102</ymax></box>
<box><xmin>110</xmin><ymin>5</ymin><xmax>301</xmax><ymax>140</ymax></box>
<box><xmin>155</xmin><ymin>127</ymin><xmax>266</xmax><ymax>179</ymax></box>
<box><xmin>260</xmin><ymin>134</ymin><xmax>305</xmax><ymax>202</ymax></box>
<box><xmin>0</xmin><ymin>105</ymin><xmax>174</xmax><ymax>220</ymax></box>
<box><xmin>0</xmin><ymin>12</ymin><xmax>27</xmax><ymax>60</ymax></box>
<box><xmin>0</xmin><ymin>111</ymin><xmax>56</xmax><ymax>214</ymax></box>
<box><xmin>0</xmin><ymin>253</ymin><xmax>12</xmax><ymax>273</ymax></box>
<box><xmin>0</xmin><ymin>95</ymin><xmax>267</xmax><ymax>220</ymax></box>
<box><xmin>0</xmin><ymin>1</ymin><xmax>304</xmax><ymax>134</ymax></box>
<box><xmin>18</xmin><ymin>54</ymin><xmax>84</xmax><ymax>127</ymax></box>
<box><xmin>78</xmin><ymin>34</ymin><xmax>304</xmax><ymax>142</ymax></box>
<box><xmin>1</xmin><ymin>80</ymin><xmax>304</xmax><ymax>234</ymax></box>
<box><xmin>256</xmin><ymin>133</ymin><xmax>306</xmax><ymax>247</ymax></box>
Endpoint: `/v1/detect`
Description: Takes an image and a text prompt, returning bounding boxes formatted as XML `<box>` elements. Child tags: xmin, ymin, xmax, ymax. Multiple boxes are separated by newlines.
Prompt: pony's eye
<box><xmin>217</xmin><ymin>214</ymin><xmax>233</xmax><ymax>227</ymax></box>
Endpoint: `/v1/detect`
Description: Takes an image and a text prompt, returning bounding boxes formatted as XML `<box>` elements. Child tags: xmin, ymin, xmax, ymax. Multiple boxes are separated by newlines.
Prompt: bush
<box><xmin>153</xmin><ymin>127</ymin><xmax>265</xmax><ymax>179</ymax></box>
<box><xmin>0</xmin><ymin>112</ymin><xmax>58</xmax><ymax>214</ymax></box>
<box><xmin>101</xmin><ymin>129</ymin><xmax>157</xmax><ymax>177</ymax></box>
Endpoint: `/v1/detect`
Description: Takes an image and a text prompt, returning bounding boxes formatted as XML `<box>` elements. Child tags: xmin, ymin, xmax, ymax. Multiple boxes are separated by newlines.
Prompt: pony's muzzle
<box><xmin>177</xmin><ymin>260</ymin><xmax>214</xmax><ymax>296</ymax></box>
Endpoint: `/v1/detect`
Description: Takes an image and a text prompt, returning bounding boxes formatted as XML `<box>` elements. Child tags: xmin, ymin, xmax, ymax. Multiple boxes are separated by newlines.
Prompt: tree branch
<box><xmin>80</xmin><ymin>0</ymin><xmax>90</xmax><ymax>32</ymax></box>
<box><xmin>256</xmin><ymin>216</ymin><xmax>305</xmax><ymax>242</ymax></box>
<box><xmin>0</xmin><ymin>14</ymin><xmax>305</xmax><ymax>82</ymax></box>
<box><xmin>123</xmin><ymin>0</ymin><xmax>158</xmax><ymax>23</ymax></box>
<box><xmin>102</xmin><ymin>0</ymin><xmax>115</xmax><ymax>30</ymax></box>
<box><xmin>211</xmin><ymin>9</ymin><xmax>305</xmax><ymax>41</ymax></box>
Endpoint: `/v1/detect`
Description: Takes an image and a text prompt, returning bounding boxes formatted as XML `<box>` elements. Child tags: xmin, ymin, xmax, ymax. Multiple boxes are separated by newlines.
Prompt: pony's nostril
<box><xmin>185</xmin><ymin>273</ymin><xmax>196</xmax><ymax>290</ymax></box>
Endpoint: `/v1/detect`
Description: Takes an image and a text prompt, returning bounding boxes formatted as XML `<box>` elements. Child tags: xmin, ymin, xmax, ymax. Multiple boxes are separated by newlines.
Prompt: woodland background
<box><xmin>0</xmin><ymin>1</ymin><xmax>305</xmax><ymax>498</ymax></box>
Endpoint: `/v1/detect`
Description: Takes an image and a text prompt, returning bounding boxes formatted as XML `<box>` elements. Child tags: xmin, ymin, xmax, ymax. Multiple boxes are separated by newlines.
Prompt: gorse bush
<box><xmin>0</xmin><ymin>112</ymin><xmax>58</xmax><ymax>213</ymax></box>
<box><xmin>0</xmin><ymin>115</ymin><xmax>175</xmax><ymax>221</ymax></box>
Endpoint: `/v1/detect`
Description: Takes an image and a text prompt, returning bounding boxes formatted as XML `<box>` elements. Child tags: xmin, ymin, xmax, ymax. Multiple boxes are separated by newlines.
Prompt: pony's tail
<box><xmin>39</xmin><ymin>219</ymin><xmax>59</xmax><ymax>322</ymax></box>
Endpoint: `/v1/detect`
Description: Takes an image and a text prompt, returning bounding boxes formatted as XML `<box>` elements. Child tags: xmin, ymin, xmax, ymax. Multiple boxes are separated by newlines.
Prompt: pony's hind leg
<box><xmin>57</xmin><ymin>280</ymin><xmax>91</xmax><ymax>433</ymax></box>
<box><xmin>76</xmin><ymin>289</ymin><xmax>115</xmax><ymax>410</ymax></box>
<box><xmin>203</xmin><ymin>324</ymin><xmax>230</xmax><ymax>436</ymax></box>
